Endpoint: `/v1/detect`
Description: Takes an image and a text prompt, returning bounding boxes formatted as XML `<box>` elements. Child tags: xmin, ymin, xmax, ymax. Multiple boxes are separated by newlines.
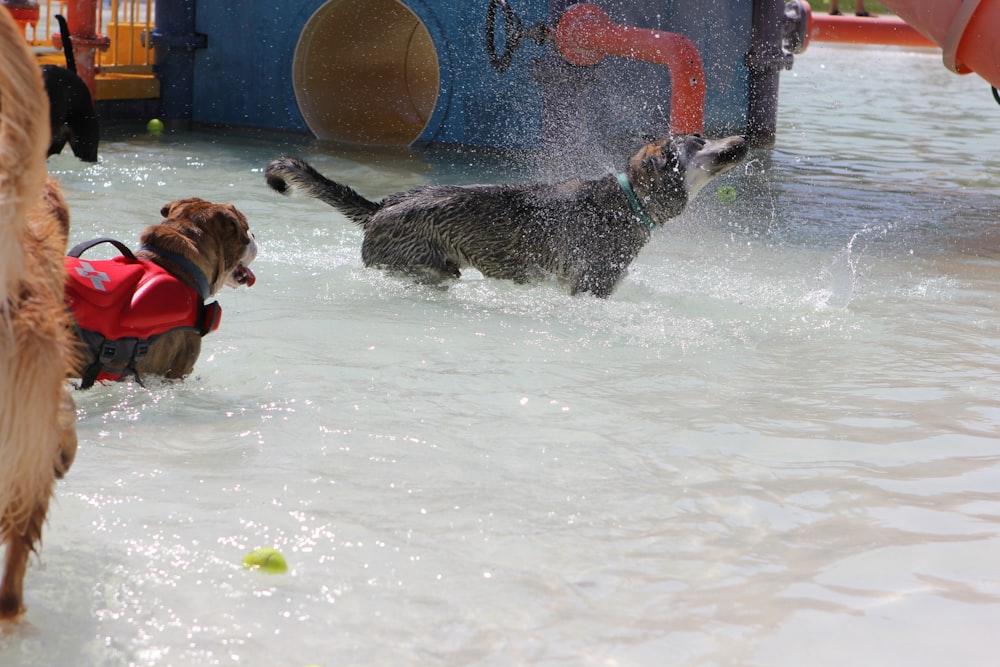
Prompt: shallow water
<box><xmin>4</xmin><ymin>44</ymin><xmax>1000</xmax><ymax>666</ymax></box>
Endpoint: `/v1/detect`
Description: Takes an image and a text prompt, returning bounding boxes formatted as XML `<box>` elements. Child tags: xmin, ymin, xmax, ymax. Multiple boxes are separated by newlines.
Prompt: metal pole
<box><xmin>150</xmin><ymin>0</ymin><xmax>206</xmax><ymax>121</ymax></box>
<box><xmin>746</xmin><ymin>0</ymin><xmax>792</xmax><ymax>146</ymax></box>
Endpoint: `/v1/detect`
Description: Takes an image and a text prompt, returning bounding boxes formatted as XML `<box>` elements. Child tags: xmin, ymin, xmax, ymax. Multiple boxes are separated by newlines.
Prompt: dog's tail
<box><xmin>265</xmin><ymin>156</ymin><xmax>381</xmax><ymax>225</ymax></box>
<box><xmin>55</xmin><ymin>15</ymin><xmax>76</xmax><ymax>74</ymax></box>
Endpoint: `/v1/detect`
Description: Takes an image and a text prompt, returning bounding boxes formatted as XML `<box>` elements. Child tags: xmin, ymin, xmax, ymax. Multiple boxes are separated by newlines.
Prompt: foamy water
<box><xmin>3</xmin><ymin>43</ymin><xmax>999</xmax><ymax>666</ymax></box>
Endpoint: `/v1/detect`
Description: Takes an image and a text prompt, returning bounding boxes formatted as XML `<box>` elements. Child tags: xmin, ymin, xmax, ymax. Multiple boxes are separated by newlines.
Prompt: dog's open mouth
<box><xmin>231</xmin><ymin>263</ymin><xmax>256</xmax><ymax>287</ymax></box>
<box><xmin>679</xmin><ymin>134</ymin><xmax>749</xmax><ymax>200</ymax></box>
<box><xmin>227</xmin><ymin>234</ymin><xmax>258</xmax><ymax>288</ymax></box>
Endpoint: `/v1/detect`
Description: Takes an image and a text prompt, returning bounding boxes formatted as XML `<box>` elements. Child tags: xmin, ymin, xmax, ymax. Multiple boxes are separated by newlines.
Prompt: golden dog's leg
<box><xmin>0</xmin><ymin>534</ymin><xmax>30</xmax><ymax>619</ymax></box>
<box><xmin>0</xmin><ymin>498</ymin><xmax>48</xmax><ymax>620</ymax></box>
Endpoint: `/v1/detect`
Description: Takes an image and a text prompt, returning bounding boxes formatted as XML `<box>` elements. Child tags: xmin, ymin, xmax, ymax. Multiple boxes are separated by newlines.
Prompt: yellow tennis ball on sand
<box><xmin>146</xmin><ymin>118</ymin><xmax>164</xmax><ymax>134</ymax></box>
<box><xmin>243</xmin><ymin>547</ymin><xmax>288</xmax><ymax>573</ymax></box>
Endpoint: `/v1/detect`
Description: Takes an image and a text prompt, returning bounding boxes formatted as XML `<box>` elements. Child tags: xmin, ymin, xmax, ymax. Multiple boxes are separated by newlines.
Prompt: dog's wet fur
<box><xmin>0</xmin><ymin>7</ymin><xmax>79</xmax><ymax>620</ymax></box>
<box><xmin>266</xmin><ymin>134</ymin><xmax>747</xmax><ymax>297</ymax></box>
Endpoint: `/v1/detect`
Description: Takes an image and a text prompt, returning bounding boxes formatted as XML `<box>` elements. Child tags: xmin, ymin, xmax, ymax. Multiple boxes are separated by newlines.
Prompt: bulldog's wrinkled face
<box><xmin>153</xmin><ymin>198</ymin><xmax>257</xmax><ymax>293</ymax></box>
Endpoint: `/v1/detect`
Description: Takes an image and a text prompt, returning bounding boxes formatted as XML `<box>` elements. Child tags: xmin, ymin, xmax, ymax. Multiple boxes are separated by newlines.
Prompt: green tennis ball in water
<box><xmin>243</xmin><ymin>547</ymin><xmax>288</xmax><ymax>573</ymax></box>
<box><xmin>716</xmin><ymin>185</ymin><xmax>737</xmax><ymax>204</ymax></box>
<box><xmin>146</xmin><ymin>118</ymin><xmax>164</xmax><ymax>134</ymax></box>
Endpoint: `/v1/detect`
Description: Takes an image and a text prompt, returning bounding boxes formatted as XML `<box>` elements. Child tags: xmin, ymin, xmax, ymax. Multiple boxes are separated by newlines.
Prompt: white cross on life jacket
<box><xmin>76</xmin><ymin>261</ymin><xmax>111</xmax><ymax>291</ymax></box>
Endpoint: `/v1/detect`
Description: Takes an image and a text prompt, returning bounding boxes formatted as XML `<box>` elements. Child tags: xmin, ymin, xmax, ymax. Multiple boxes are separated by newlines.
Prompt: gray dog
<box><xmin>265</xmin><ymin>134</ymin><xmax>747</xmax><ymax>297</ymax></box>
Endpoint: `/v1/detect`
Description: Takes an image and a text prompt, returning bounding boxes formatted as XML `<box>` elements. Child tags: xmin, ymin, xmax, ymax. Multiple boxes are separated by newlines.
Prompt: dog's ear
<box><xmin>627</xmin><ymin>138</ymin><xmax>679</xmax><ymax>188</ymax></box>
<box><xmin>627</xmin><ymin>137</ymin><xmax>673</xmax><ymax>174</ymax></box>
<box><xmin>161</xmin><ymin>197</ymin><xmax>207</xmax><ymax>219</ymax></box>
<box><xmin>625</xmin><ymin>136</ymin><xmax>689</xmax><ymax>221</ymax></box>
<box><xmin>144</xmin><ymin>199</ymin><xmax>215</xmax><ymax>256</ymax></box>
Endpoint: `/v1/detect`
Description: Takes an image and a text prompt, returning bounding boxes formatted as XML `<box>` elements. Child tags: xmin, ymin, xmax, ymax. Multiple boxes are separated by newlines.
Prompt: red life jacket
<box><xmin>64</xmin><ymin>238</ymin><xmax>221</xmax><ymax>388</ymax></box>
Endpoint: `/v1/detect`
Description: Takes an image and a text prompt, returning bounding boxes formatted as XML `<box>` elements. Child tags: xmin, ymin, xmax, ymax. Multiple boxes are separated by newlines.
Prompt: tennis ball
<box><xmin>243</xmin><ymin>547</ymin><xmax>288</xmax><ymax>573</ymax></box>
<box><xmin>716</xmin><ymin>185</ymin><xmax>737</xmax><ymax>204</ymax></box>
<box><xmin>146</xmin><ymin>118</ymin><xmax>164</xmax><ymax>134</ymax></box>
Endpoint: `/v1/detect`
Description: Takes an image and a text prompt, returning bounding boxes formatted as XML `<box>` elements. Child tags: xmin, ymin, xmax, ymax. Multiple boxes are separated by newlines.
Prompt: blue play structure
<box><xmin>152</xmin><ymin>0</ymin><xmax>792</xmax><ymax>152</ymax></box>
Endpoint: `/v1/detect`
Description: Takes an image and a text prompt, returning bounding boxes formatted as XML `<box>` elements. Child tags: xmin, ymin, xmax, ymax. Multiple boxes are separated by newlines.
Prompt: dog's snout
<box><xmin>710</xmin><ymin>135</ymin><xmax>749</xmax><ymax>166</ymax></box>
<box><xmin>729</xmin><ymin>136</ymin><xmax>749</xmax><ymax>160</ymax></box>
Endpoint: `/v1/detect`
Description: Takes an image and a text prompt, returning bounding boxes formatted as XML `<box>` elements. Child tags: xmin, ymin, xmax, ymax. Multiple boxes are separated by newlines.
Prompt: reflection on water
<box><xmin>2</xmin><ymin>44</ymin><xmax>999</xmax><ymax>666</ymax></box>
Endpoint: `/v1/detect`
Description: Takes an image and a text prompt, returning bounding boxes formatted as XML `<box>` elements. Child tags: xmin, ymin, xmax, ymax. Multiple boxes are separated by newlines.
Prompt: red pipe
<box><xmin>52</xmin><ymin>0</ymin><xmax>109</xmax><ymax>99</ymax></box>
<box><xmin>554</xmin><ymin>3</ymin><xmax>705</xmax><ymax>135</ymax></box>
<box><xmin>2</xmin><ymin>1</ymin><xmax>40</xmax><ymax>39</ymax></box>
<box><xmin>808</xmin><ymin>13</ymin><xmax>935</xmax><ymax>49</ymax></box>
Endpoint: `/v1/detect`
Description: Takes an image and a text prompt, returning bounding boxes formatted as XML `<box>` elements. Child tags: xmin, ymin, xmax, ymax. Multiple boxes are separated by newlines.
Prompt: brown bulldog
<box><xmin>66</xmin><ymin>198</ymin><xmax>257</xmax><ymax>387</ymax></box>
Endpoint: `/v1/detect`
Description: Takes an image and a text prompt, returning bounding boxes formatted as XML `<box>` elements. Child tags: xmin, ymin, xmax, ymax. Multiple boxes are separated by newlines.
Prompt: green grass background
<box><xmin>805</xmin><ymin>0</ymin><xmax>890</xmax><ymax>13</ymax></box>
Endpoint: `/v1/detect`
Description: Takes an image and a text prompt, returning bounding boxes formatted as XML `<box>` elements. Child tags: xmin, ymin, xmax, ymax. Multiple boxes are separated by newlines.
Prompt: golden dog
<box><xmin>0</xmin><ymin>7</ymin><xmax>79</xmax><ymax>620</ymax></box>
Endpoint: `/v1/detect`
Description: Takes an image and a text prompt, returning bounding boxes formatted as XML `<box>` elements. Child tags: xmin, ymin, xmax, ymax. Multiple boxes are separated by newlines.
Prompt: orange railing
<box><xmin>100</xmin><ymin>0</ymin><xmax>154</xmax><ymax>70</ymax></box>
<box><xmin>6</xmin><ymin>0</ymin><xmax>65</xmax><ymax>46</ymax></box>
<box><xmin>5</xmin><ymin>0</ymin><xmax>156</xmax><ymax>99</ymax></box>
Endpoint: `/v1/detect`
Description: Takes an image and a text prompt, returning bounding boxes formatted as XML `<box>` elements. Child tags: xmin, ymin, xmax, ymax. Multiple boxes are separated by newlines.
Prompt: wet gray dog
<box><xmin>265</xmin><ymin>134</ymin><xmax>747</xmax><ymax>297</ymax></box>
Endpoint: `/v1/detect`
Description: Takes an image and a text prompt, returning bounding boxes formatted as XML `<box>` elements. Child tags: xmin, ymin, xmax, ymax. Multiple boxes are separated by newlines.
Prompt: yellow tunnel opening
<box><xmin>292</xmin><ymin>0</ymin><xmax>440</xmax><ymax>146</ymax></box>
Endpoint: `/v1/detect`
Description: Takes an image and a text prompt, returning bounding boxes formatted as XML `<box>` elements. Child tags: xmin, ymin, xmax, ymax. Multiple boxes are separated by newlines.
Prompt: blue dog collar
<box><xmin>616</xmin><ymin>173</ymin><xmax>654</xmax><ymax>231</ymax></box>
<box><xmin>138</xmin><ymin>244</ymin><xmax>212</xmax><ymax>299</ymax></box>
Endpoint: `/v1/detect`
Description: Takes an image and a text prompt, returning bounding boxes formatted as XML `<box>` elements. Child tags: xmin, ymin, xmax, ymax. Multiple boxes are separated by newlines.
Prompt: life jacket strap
<box><xmin>68</xmin><ymin>237</ymin><xmax>137</xmax><ymax>260</ymax></box>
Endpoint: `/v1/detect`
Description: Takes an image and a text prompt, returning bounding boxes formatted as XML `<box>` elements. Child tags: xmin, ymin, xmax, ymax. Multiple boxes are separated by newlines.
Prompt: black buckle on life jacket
<box><xmin>96</xmin><ymin>337</ymin><xmax>147</xmax><ymax>367</ymax></box>
<box><xmin>199</xmin><ymin>301</ymin><xmax>222</xmax><ymax>336</ymax></box>
<box><xmin>77</xmin><ymin>330</ymin><xmax>154</xmax><ymax>390</ymax></box>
